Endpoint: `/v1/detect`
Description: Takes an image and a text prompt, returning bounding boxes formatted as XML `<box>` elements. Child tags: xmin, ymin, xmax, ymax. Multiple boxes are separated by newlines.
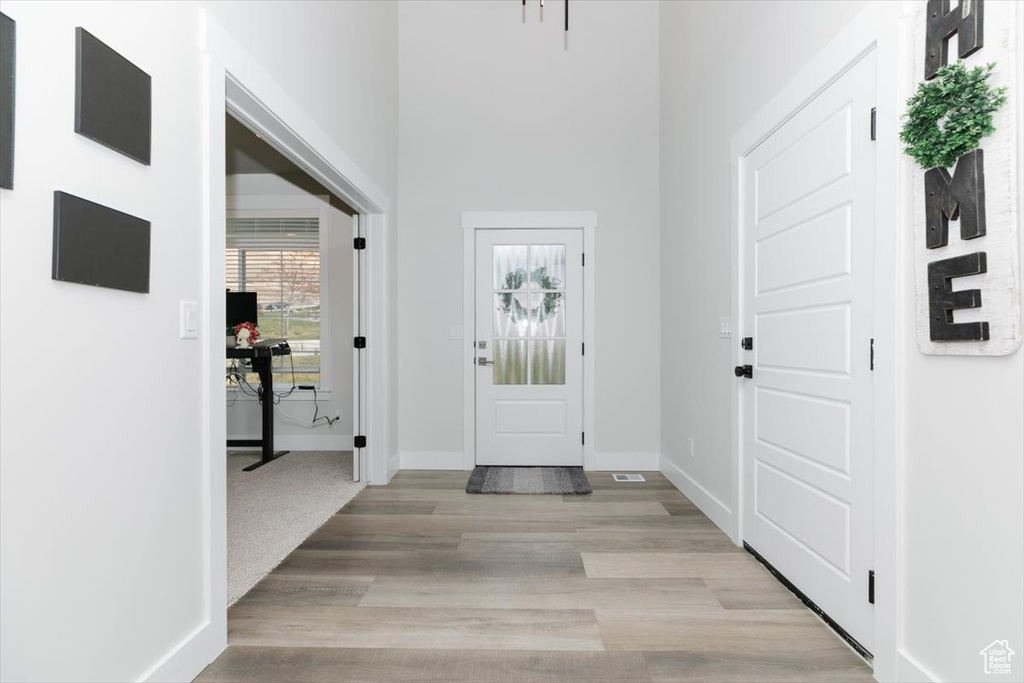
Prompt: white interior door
<box><xmin>740</xmin><ymin>51</ymin><xmax>876</xmax><ymax>651</ymax></box>
<box><xmin>475</xmin><ymin>229</ymin><xmax>583</xmax><ymax>466</ymax></box>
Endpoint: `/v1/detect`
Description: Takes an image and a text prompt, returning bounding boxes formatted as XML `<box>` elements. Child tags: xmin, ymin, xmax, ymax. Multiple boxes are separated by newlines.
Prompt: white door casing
<box><xmin>192</xmin><ymin>10</ymin><xmax>394</xmax><ymax>683</ymax></box>
<box><xmin>474</xmin><ymin>229</ymin><xmax>584</xmax><ymax>466</ymax></box>
<box><xmin>353</xmin><ymin>213</ymin><xmax>365</xmax><ymax>481</ymax></box>
<box><xmin>739</xmin><ymin>50</ymin><xmax>876</xmax><ymax>651</ymax></box>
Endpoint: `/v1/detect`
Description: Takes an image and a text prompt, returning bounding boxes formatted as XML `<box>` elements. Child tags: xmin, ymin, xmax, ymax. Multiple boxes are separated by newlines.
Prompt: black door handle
<box><xmin>734</xmin><ymin>365</ymin><xmax>753</xmax><ymax>378</ymax></box>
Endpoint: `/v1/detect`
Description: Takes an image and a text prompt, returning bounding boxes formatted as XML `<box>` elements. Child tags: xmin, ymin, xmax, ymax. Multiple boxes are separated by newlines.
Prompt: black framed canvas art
<box><xmin>75</xmin><ymin>27</ymin><xmax>151</xmax><ymax>165</ymax></box>
<box><xmin>52</xmin><ymin>191</ymin><xmax>151</xmax><ymax>293</ymax></box>
<box><xmin>0</xmin><ymin>12</ymin><xmax>14</xmax><ymax>189</ymax></box>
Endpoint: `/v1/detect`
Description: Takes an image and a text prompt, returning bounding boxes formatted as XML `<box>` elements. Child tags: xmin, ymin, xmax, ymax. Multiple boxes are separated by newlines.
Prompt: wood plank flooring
<box><xmin>197</xmin><ymin>471</ymin><xmax>873</xmax><ymax>682</ymax></box>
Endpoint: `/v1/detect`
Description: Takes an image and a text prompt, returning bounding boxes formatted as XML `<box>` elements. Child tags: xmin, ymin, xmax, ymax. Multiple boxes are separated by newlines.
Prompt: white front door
<box><xmin>740</xmin><ymin>51</ymin><xmax>876</xmax><ymax>651</ymax></box>
<box><xmin>474</xmin><ymin>229</ymin><xmax>583</xmax><ymax>466</ymax></box>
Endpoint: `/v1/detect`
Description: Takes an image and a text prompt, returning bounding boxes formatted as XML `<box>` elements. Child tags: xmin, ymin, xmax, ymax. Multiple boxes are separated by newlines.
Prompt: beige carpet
<box><xmin>227</xmin><ymin>450</ymin><xmax>365</xmax><ymax>605</ymax></box>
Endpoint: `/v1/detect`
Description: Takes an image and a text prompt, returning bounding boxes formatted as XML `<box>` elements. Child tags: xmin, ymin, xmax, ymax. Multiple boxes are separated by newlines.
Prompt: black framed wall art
<box><xmin>75</xmin><ymin>27</ymin><xmax>151</xmax><ymax>165</ymax></box>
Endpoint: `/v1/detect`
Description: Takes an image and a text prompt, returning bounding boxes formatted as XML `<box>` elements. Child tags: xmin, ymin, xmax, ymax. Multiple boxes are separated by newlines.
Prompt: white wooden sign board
<box><xmin>912</xmin><ymin>0</ymin><xmax>1022</xmax><ymax>355</ymax></box>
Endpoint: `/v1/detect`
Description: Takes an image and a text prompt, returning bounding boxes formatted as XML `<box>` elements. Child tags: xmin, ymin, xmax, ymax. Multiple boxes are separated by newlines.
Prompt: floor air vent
<box><xmin>612</xmin><ymin>473</ymin><xmax>646</xmax><ymax>482</ymax></box>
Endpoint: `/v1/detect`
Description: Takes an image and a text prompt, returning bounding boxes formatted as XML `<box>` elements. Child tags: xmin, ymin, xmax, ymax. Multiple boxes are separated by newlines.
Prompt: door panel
<box><xmin>494</xmin><ymin>400</ymin><xmax>566</xmax><ymax>434</ymax></box>
<box><xmin>475</xmin><ymin>230</ymin><xmax>583</xmax><ymax>466</ymax></box>
<box><xmin>755</xmin><ymin>461</ymin><xmax>850</xmax><ymax>572</ymax></box>
<box><xmin>741</xmin><ymin>51</ymin><xmax>876</xmax><ymax>651</ymax></box>
<box><xmin>758</xmin><ymin>306</ymin><xmax>851</xmax><ymax>373</ymax></box>
<box><xmin>756</xmin><ymin>388</ymin><xmax>851</xmax><ymax>473</ymax></box>
<box><xmin>756</xmin><ymin>105</ymin><xmax>852</xmax><ymax>220</ymax></box>
<box><xmin>756</xmin><ymin>205</ymin><xmax>851</xmax><ymax>292</ymax></box>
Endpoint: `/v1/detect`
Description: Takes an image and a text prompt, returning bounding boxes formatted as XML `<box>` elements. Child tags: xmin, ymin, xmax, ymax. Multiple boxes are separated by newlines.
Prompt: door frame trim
<box><xmin>461</xmin><ymin>211</ymin><xmax>596</xmax><ymax>471</ymax></box>
<box><xmin>165</xmin><ymin>10</ymin><xmax>395</xmax><ymax>682</ymax></box>
<box><xmin>728</xmin><ymin>3</ymin><xmax>909</xmax><ymax>680</ymax></box>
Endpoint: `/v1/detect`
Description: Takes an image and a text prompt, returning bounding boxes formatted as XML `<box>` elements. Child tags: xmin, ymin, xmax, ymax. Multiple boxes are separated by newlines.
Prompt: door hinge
<box><xmin>354</xmin><ymin>237</ymin><xmax>366</xmax><ymax>250</ymax></box>
<box><xmin>868</xmin><ymin>570</ymin><xmax>875</xmax><ymax>604</ymax></box>
<box><xmin>582</xmin><ymin>342</ymin><xmax>585</xmax><ymax>356</ymax></box>
<box><xmin>582</xmin><ymin>432</ymin><xmax>585</xmax><ymax>445</ymax></box>
<box><xmin>354</xmin><ymin>435</ymin><xmax>367</xmax><ymax>449</ymax></box>
<box><xmin>354</xmin><ymin>336</ymin><xmax>367</xmax><ymax>349</ymax></box>
<box><xmin>870</xmin><ymin>338</ymin><xmax>875</xmax><ymax>371</ymax></box>
<box><xmin>870</xmin><ymin>107</ymin><xmax>876</xmax><ymax>141</ymax></box>
<box><xmin>582</xmin><ymin>253</ymin><xmax>586</xmax><ymax>266</ymax></box>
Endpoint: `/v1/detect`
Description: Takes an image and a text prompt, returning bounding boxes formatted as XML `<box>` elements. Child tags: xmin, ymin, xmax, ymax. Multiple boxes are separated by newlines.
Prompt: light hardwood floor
<box><xmin>197</xmin><ymin>471</ymin><xmax>873</xmax><ymax>682</ymax></box>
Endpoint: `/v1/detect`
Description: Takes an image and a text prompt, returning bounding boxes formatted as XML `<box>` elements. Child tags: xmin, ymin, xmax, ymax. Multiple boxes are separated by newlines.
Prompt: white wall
<box><xmin>661</xmin><ymin>2</ymin><xmax>1024</xmax><ymax>682</ymax></box>
<box><xmin>658</xmin><ymin>0</ymin><xmax>867</xmax><ymax>528</ymax></box>
<box><xmin>397</xmin><ymin>0</ymin><xmax>661</xmax><ymax>470</ymax></box>
<box><xmin>0</xmin><ymin>2</ymin><xmax>398</xmax><ymax>681</ymax></box>
<box><xmin>899</xmin><ymin>3</ymin><xmax>1024</xmax><ymax>681</ymax></box>
<box><xmin>224</xmin><ymin>175</ymin><xmax>355</xmax><ymax>449</ymax></box>
<box><xmin>0</xmin><ymin>4</ymin><xmax>205</xmax><ymax>680</ymax></box>
<box><xmin>203</xmin><ymin>1</ymin><xmax>398</xmax><ymax>207</ymax></box>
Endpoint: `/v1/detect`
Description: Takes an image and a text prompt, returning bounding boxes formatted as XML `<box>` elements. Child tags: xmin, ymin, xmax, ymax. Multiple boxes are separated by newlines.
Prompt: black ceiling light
<box><xmin>522</xmin><ymin>0</ymin><xmax>568</xmax><ymax>33</ymax></box>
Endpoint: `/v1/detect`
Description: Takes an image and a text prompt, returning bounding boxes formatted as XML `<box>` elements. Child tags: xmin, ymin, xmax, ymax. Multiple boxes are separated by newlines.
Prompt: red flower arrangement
<box><xmin>233</xmin><ymin>321</ymin><xmax>259</xmax><ymax>346</ymax></box>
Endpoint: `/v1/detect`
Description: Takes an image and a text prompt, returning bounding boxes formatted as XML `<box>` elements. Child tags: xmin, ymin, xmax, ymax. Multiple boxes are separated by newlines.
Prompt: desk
<box><xmin>227</xmin><ymin>342</ymin><xmax>291</xmax><ymax>471</ymax></box>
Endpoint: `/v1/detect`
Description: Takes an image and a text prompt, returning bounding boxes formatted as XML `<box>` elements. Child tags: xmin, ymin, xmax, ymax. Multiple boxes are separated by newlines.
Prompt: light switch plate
<box><xmin>180</xmin><ymin>300</ymin><xmax>199</xmax><ymax>339</ymax></box>
<box><xmin>449</xmin><ymin>325</ymin><xmax>463</xmax><ymax>340</ymax></box>
<box><xmin>719</xmin><ymin>316</ymin><xmax>732</xmax><ymax>338</ymax></box>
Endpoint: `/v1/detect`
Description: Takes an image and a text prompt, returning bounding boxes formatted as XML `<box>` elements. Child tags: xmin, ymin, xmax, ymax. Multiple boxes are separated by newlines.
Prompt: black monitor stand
<box><xmin>227</xmin><ymin>342</ymin><xmax>291</xmax><ymax>471</ymax></box>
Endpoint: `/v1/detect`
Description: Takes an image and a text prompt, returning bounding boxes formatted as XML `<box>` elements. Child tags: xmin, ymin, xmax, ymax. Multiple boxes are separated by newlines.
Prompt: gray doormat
<box><xmin>466</xmin><ymin>466</ymin><xmax>592</xmax><ymax>495</ymax></box>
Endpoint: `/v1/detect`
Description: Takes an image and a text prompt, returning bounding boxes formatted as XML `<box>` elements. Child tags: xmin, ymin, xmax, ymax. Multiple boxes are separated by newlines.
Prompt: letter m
<box><xmin>924</xmin><ymin>148</ymin><xmax>985</xmax><ymax>249</ymax></box>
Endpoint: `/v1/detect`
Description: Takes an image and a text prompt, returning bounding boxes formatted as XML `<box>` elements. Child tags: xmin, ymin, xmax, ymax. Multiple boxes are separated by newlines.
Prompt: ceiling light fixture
<box><xmin>522</xmin><ymin>0</ymin><xmax>568</xmax><ymax>33</ymax></box>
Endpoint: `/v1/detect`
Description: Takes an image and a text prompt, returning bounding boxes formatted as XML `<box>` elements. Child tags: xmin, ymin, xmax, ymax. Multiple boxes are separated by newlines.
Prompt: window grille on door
<box><xmin>491</xmin><ymin>244</ymin><xmax>567</xmax><ymax>385</ymax></box>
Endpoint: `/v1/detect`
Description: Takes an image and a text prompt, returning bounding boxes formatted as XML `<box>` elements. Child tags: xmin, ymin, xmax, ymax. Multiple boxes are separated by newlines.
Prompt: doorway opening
<box><xmin>222</xmin><ymin>113</ymin><xmax>364</xmax><ymax>603</ymax></box>
<box><xmin>187</xmin><ymin>11</ymin><xmax>395</xmax><ymax>676</ymax></box>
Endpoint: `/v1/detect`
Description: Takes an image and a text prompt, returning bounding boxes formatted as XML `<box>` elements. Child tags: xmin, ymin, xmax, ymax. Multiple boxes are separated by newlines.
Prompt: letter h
<box><xmin>925</xmin><ymin>0</ymin><xmax>984</xmax><ymax>79</ymax></box>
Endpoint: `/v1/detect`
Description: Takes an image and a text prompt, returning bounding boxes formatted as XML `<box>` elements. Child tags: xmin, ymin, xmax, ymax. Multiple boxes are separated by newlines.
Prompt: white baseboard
<box><xmin>586</xmin><ymin>451</ymin><xmax>660</xmax><ymax>471</ymax></box>
<box><xmin>399</xmin><ymin>451</ymin><xmax>465</xmax><ymax>470</ymax></box>
<box><xmin>227</xmin><ymin>434</ymin><xmax>352</xmax><ymax>452</ymax></box>
<box><xmin>895</xmin><ymin>651</ymin><xmax>940</xmax><ymax>683</ymax></box>
<box><xmin>659</xmin><ymin>455</ymin><xmax>735</xmax><ymax>538</ymax></box>
<box><xmin>396</xmin><ymin>451</ymin><xmax>661</xmax><ymax>471</ymax></box>
<box><xmin>139</xmin><ymin>619</ymin><xmax>224</xmax><ymax>683</ymax></box>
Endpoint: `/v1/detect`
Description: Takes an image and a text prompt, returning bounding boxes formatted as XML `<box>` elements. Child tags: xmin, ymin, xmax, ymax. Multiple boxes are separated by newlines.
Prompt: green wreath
<box><xmin>498</xmin><ymin>267</ymin><xmax>561</xmax><ymax>323</ymax></box>
<box><xmin>900</xmin><ymin>61</ymin><xmax>1007</xmax><ymax>170</ymax></box>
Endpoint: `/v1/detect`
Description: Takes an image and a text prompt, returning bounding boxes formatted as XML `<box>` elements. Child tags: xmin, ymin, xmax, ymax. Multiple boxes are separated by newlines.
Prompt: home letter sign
<box><xmin>912</xmin><ymin>0</ymin><xmax>1021</xmax><ymax>355</ymax></box>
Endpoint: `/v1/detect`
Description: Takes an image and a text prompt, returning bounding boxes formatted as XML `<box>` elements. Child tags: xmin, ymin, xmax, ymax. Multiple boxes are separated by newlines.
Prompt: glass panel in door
<box><xmin>490</xmin><ymin>244</ymin><xmax>567</xmax><ymax>386</ymax></box>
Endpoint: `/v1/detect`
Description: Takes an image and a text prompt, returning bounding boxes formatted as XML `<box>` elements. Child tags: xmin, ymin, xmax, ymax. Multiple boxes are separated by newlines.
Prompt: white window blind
<box><xmin>226</xmin><ymin>216</ymin><xmax>322</xmax><ymax>386</ymax></box>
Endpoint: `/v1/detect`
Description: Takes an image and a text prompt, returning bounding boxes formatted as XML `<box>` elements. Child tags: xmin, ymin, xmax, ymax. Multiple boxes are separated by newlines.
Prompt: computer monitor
<box><xmin>226</xmin><ymin>291</ymin><xmax>258</xmax><ymax>330</ymax></box>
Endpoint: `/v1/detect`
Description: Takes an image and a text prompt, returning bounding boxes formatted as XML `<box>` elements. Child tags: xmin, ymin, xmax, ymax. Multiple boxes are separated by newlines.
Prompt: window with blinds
<box><xmin>226</xmin><ymin>216</ymin><xmax>322</xmax><ymax>387</ymax></box>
